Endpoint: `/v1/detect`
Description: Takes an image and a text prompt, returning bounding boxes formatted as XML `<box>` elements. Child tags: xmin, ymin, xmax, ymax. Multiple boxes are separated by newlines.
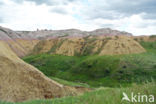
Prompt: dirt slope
<box><xmin>99</xmin><ymin>36</ymin><xmax>146</xmax><ymax>55</ymax></box>
<box><xmin>32</xmin><ymin>35</ymin><xmax>146</xmax><ymax>56</ymax></box>
<box><xmin>0</xmin><ymin>41</ymin><xmax>82</xmax><ymax>102</ymax></box>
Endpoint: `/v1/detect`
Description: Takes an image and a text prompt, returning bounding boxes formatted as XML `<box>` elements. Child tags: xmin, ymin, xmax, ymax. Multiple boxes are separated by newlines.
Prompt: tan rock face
<box><xmin>99</xmin><ymin>36</ymin><xmax>146</xmax><ymax>55</ymax></box>
<box><xmin>32</xmin><ymin>35</ymin><xmax>146</xmax><ymax>56</ymax></box>
<box><xmin>15</xmin><ymin>39</ymin><xmax>39</xmax><ymax>54</ymax></box>
<box><xmin>55</xmin><ymin>37</ymin><xmax>85</xmax><ymax>56</ymax></box>
<box><xmin>0</xmin><ymin>42</ymin><xmax>79</xmax><ymax>102</ymax></box>
<box><xmin>32</xmin><ymin>39</ymin><xmax>58</xmax><ymax>54</ymax></box>
<box><xmin>3</xmin><ymin>39</ymin><xmax>39</xmax><ymax>57</ymax></box>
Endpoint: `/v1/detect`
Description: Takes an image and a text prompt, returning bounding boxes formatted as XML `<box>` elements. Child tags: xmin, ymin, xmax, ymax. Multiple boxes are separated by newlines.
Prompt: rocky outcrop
<box><xmin>32</xmin><ymin>35</ymin><xmax>146</xmax><ymax>56</ymax></box>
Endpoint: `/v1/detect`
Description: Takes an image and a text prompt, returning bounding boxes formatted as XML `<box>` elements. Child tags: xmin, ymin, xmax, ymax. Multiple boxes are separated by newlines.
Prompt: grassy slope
<box><xmin>23</xmin><ymin>41</ymin><xmax>156</xmax><ymax>87</ymax></box>
<box><xmin>1</xmin><ymin>82</ymin><xmax>155</xmax><ymax>104</ymax></box>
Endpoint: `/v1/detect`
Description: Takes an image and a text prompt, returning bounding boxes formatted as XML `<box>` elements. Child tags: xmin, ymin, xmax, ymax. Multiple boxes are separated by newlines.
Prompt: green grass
<box><xmin>50</xmin><ymin>77</ymin><xmax>90</xmax><ymax>88</ymax></box>
<box><xmin>23</xmin><ymin>41</ymin><xmax>156</xmax><ymax>87</ymax></box>
<box><xmin>1</xmin><ymin>82</ymin><xmax>155</xmax><ymax>104</ymax></box>
<box><xmin>140</xmin><ymin>41</ymin><xmax>156</xmax><ymax>53</ymax></box>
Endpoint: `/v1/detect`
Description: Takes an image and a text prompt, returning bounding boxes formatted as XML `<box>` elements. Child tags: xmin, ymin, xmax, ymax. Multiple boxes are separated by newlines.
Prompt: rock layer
<box><xmin>0</xmin><ymin>26</ymin><xmax>39</xmax><ymax>57</ymax></box>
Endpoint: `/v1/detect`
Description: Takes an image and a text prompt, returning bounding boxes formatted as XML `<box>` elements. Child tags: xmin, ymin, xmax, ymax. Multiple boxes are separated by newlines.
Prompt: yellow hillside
<box><xmin>31</xmin><ymin>35</ymin><xmax>146</xmax><ymax>56</ymax></box>
<box><xmin>0</xmin><ymin>41</ymin><xmax>80</xmax><ymax>102</ymax></box>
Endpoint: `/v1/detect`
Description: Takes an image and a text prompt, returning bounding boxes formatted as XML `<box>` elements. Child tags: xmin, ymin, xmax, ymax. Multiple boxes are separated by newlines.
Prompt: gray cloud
<box><xmin>85</xmin><ymin>9</ymin><xmax>123</xmax><ymax>20</ymax></box>
<box><xmin>99</xmin><ymin>23</ymin><xmax>115</xmax><ymax>28</ymax></box>
<box><xmin>0</xmin><ymin>2</ymin><xmax>4</xmax><ymax>23</ymax></box>
<box><xmin>142</xmin><ymin>13</ymin><xmax>156</xmax><ymax>19</ymax></box>
<box><xmin>12</xmin><ymin>0</ymin><xmax>57</xmax><ymax>5</ymax></box>
<box><xmin>27</xmin><ymin>0</ymin><xmax>54</xmax><ymax>5</ymax></box>
<box><xmin>0</xmin><ymin>18</ymin><xmax>3</xmax><ymax>23</ymax></box>
<box><xmin>108</xmin><ymin>0</ymin><xmax>156</xmax><ymax>17</ymax></box>
<box><xmin>12</xmin><ymin>0</ymin><xmax>77</xmax><ymax>5</ymax></box>
<box><xmin>51</xmin><ymin>7</ymin><xmax>68</xmax><ymax>14</ymax></box>
<box><xmin>0</xmin><ymin>1</ymin><xmax>3</xmax><ymax>5</ymax></box>
<box><xmin>84</xmin><ymin>0</ymin><xmax>156</xmax><ymax>20</ymax></box>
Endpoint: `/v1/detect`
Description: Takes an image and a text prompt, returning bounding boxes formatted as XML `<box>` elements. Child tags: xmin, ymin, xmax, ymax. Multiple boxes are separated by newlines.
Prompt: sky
<box><xmin>0</xmin><ymin>0</ymin><xmax>156</xmax><ymax>36</ymax></box>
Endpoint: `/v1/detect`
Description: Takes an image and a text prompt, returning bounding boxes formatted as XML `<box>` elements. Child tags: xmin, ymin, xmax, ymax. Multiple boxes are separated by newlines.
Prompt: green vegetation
<box><xmin>134</xmin><ymin>38</ymin><xmax>138</xmax><ymax>41</ymax></box>
<box><xmin>51</xmin><ymin>77</ymin><xmax>90</xmax><ymax>87</ymax></box>
<box><xmin>82</xmin><ymin>45</ymin><xmax>95</xmax><ymax>55</ymax></box>
<box><xmin>1</xmin><ymin>82</ymin><xmax>155</xmax><ymax>104</ymax></box>
<box><xmin>48</xmin><ymin>39</ymin><xmax>66</xmax><ymax>53</ymax></box>
<box><xmin>80</xmin><ymin>37</ymin><xmax>97</xmax><ymax>56</ymax></box>
<box><xmin>23</xmin><ymin>41</ymin><xmax>156</xmax><ymax>87</ymax></box>
<box><xmin>140</xmin><ymin>41</ymin><xmax>156</xmax><ymax>53</ymax></box>
<box><xmin>149</xmin><ymin>35</ymin><xmax>156</xmax><ymax>38</ymax></box>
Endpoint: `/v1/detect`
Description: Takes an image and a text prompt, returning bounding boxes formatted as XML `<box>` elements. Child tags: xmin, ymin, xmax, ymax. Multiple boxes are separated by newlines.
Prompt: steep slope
<box><xmin>0</xmin><ymin>26</ymin><xmax>39</xmax><ymax>57</ymax></box>
<box><xmin>32</xmin><ymin>39</ymin><xmax>58</xmax><ymax>54</ymax></box>
<box><xmin>0</xmin><ymin>41</ymin><xmax>80</xmax><ymax>102</ymax></box>
<box><xmin>55</xmin><ymin>37</ymin><xmax>85</xmax><ymax>56</ymax></box>
<box><xmin>99</xmin><ymin>36</ymin><xmax>146</xmax><ymax>55</ymax></box>
<box><xmin>32</xmin><ymin>35</ymin><xmax>146</xmax><ymax>56</ymax></box>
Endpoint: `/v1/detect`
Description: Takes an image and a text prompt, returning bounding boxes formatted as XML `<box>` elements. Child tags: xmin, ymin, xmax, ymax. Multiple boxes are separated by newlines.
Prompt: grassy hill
<box><xmin>23</xmin><ymin>41</ymin><xmax>156</xmax><ymax>87</ymax></box>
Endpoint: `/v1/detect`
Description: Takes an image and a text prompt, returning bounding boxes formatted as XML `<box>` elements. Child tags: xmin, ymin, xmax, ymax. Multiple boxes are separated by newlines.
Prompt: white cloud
<box><xmin>116</xmin><ymin>14</ymin><xmax>156</xmax><ymax>35</ymax></box>
<box><xmin>0</xmin><ymin>0</ymin><xmax>156</xmax><ymax>35</ymax></box>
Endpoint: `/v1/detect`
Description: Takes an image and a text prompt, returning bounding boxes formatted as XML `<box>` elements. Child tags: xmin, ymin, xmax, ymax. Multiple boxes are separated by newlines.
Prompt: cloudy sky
<box><xmin>0</xmin><ymin>0</ymin><xmax>156</xmax><ymax>35</ymax></box>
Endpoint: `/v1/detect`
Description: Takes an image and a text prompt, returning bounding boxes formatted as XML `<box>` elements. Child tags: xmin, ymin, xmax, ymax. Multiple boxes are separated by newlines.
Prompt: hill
<box><xmin>0</xmin><ymin>41</ymin><xmax>85</xmax><ymax>102</ymax></box>
<box><xmin>16</xmin><ymin>28</ymin><xmax>132</xmax><ymax>39</ymax></box>
<box><xmin>0</xmin><ymin>26</ymin><xmax>155</xmax><ymax>103</ymax></box>
<box><xmin>32</xmin><ymin>35</ymin><xmax>146</xmax><ymax>56</ymax></box>
<box><xmin>23</xmin><ymin>41</ymin><xmax>156</xmax><ymax>87</ymax></box>
<box><xmin>0</xmin><ymin>26</ymin><xmax>39</xmax><ymax>57</ymax></box>
<box><xmin>0</xmin><ymin>27</ymin><xmax>132</xmax><ymax>57</ymax></box>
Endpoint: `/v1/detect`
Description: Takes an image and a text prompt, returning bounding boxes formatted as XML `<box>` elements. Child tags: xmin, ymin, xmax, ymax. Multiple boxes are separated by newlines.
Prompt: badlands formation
<box><xmin>0</xmin><ymin>26</ymin><xmax>151</xmax><ymax>102</ymax></box>
<box><xmin>32</xmin><ymin>35</ymin><xmax>146</xmax><ymax>56</ymax></box>
<box><xmin>0</xmin><ymin>26</ymin><xmax>147</xmax><ymax>57</ymax></box>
